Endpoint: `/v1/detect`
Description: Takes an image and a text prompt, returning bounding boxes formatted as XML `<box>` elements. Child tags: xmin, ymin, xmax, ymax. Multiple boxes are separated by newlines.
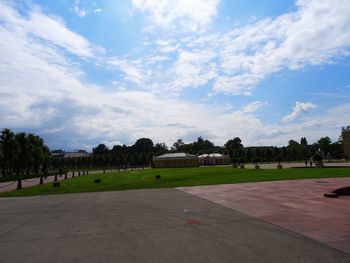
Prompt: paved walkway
<box><xmin>243</xmin><ymin>161</ymin><xmax>350</xmax><ymax>169</ymax></box>
<box><xmin>0</xmin><ymin>189</ymin><xmax>349</xmax><ymax>262</ymax></box>
<box><xmin>179</xmin><ymin>177</ymin><xmax>350</xmax><ymax>254</ymax></box>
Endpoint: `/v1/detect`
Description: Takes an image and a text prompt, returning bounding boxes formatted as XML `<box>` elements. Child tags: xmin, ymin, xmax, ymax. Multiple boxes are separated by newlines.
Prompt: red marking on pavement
<box><xmin>187</xmin><ymin>219</ymin><xmax>199</xmax><ymax>225</ymax></box>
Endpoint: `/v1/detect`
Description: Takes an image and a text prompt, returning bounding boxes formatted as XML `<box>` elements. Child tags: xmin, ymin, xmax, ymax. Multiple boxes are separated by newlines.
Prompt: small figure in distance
<box><xmin>305</xmin><ymin>159</ymin><xmax>308</xmax><ymax>166</ymax></box>
<box><xmin>309</xmin><ymin>160</ymin><xmax>313</xmax><ymax>167</ymax></box>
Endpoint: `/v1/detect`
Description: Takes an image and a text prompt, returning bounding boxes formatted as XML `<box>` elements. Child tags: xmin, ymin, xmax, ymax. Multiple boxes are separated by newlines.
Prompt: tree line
<box><xmin>167</xmin><ymin>136</ymin><xmax>343</xmax><ymax>163</ymax></box>
<box><xmin>0</xmin><ymin>128</ymin><xmax>345</xmax><ymax>178</ymax></box>
<box><xmin>79</xmin><ymin>135</ymin><xmax>343</xmax><ymax>169</ymax></box>
<box><xmin>0</xmin><ymin>129</ymin><xmax>50</xmax><ymax>177</ymax></box>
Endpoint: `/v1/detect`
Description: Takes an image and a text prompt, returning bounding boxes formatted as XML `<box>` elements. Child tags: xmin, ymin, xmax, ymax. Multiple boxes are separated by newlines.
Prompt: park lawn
<box><xmin>1</xmin><ymin>166</ymin><xmax>349</xmax><ymax>197</ymax></box>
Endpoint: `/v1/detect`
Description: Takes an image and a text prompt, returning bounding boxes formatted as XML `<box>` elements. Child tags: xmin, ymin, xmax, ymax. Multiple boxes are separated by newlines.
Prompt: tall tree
<box><xmin>154</xmin><ymin>143</ymin><xmax>168</xmax><ymax>155</ymax></box>
<box><xmin>133</xmin><ymin>138</ymin><xmax>154</xmax><ymax>153</ymax></box>
<box><xmin>0</xmin><ymin>142</ymin><xmax>3</xmax><ymax>176</ymax></box>
<box><xmin>225</xmin><ymin>137</ymin><xmax>243</xmax><ymax>150</ymax></box>
<box><xmin>0</xmin><ymin>129</ymin><xmax>19</xmax><ymax>175</ymax></box>
<box><xmin>172</xmin><ymin>138</ymin><xmax>184</xmax><ymax>151</ymax></box>
<box><xmin>28</xmin><ymin>133</ymin><xmax>49</xmax><ymax>174</ymax></box>
<box><xmin>300</xmin><ymin>137</ymin><xmax>308</xmax><ymax>146</ymax></box>
<box><xmin>318</xmin><ymin>137</ymin><xmax>331</xmax><ymax>156</ymax></box>
<box><xmin>15</xmin><ymin>132</ymin><xmax>30</xmax><ymax>174</ymax></box>
<box><xmin>225</xmin><ymin>137</ymin><xmax>243</xmax><ymax>158</ymax></box>
<box><xmin>93</xmin><ymin>144</ymin><xmax>109</xmax><ymax>155</ymax></box>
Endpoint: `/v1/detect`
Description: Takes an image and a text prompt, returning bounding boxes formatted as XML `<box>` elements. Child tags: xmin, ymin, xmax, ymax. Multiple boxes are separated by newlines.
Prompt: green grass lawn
<box><xmin>1</xmin><ymin>166</ymin><xmax>349</xmax><ymax>197</ymax></box>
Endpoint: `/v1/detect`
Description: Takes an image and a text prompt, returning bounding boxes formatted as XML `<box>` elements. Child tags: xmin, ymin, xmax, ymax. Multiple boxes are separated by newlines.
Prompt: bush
<box><xmin>313</xmin><ymin>152</ymin><xmax>324</xmax><ymax>168</ymax></box>
<box><xmin>313</xmin><ymin>152</ymin><xmax>323</xmax><ymax>162</ymax></box>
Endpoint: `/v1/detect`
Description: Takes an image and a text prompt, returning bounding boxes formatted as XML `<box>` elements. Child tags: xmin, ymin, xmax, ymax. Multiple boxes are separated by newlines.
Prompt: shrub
<box><xmin>313</xmin><ymin>152</ymin><xmax>323</xmax><ymax>162</ymax></box>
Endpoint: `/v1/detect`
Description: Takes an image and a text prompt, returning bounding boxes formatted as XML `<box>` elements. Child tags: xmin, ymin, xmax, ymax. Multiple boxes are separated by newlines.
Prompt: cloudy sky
<box><xmin>0</xmin><ymin>0</ymin><xmax>349</xmax><ymax>150</ymax></box>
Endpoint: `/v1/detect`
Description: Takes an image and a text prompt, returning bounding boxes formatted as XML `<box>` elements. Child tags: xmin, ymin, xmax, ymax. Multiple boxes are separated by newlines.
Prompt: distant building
<box><xmin>51</xmin><ymin>150</ymin><xmax>91</xmax><ymax>158</ymax></box>
<box><xmin>198</xmin><ymin>153</ymin><xmax>230</xmax><ymax>165</ymax></box>
<box><xmin>51</xmin><ymin>150</ymin><xmax>65</xmax><ymax>158</ymax></box>
<box><xmin>153</xmin><ymin>153</ymin><xmax>198</xmax><ymax>168</ymax></box>
<box><xmin>63</xmin><ymin>150</ymin><xmax>91</xmax><ymax>158</ymax></box>
<box><xmin>342</xmin><ymin>126</ymin><xmax>350</xmax><ymax>159</ymax></box>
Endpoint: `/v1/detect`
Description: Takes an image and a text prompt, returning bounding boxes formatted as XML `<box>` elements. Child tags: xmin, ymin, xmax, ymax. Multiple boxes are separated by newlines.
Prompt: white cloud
<box><xmin>107</xmin><ymin>58</ymin><xmax>147</xmax><ymax>85</ymax></box>
<box><xmin>131</xmin><ymin>0</ymin><xmax>220</xmax><ymax>31</ymax></box>
<box><xmin>256</xmin><ymin>103</ymin><xmax>350</xmax><ymax>146</ymax></box>
<box><xmin>282</xmin><ymin>101</ymin><xmax>317</xmax><ymax>122</ymax></box>
<box><xmin>0</xmin><ymin>2</ymin><xmax>278</xmax><ymax>149</ymax></box>
<box><xmin>73</xmin><ymin>4</ymin><xmax>86</xmax><ymax>17</ymax></box>
<box><xmin>0</xmin><ymin>1</ymin><xmax>99</xmax><ymax>59</ymax></box>
<box><xmin>0</xmin><ymin>1</ymin><xmax>349</xmax><ymax>150</ymax></box>
<box><xmin>122</xmin><ymin>0</ymin><xmax>350</xmax><ymax>96</ymax></box>
<box><xmin>167</xmin><ymin>50</ymin><xmax>217</xmax><ymax>92</ymax></box>
<box><xmin>213</xmin><ymin>0</ymin><xmax>350</xmax><ymax>95</ymax></box>
<box><xmin>73</xmin><ymin>0</ymin><xmax>102</xmax><ymax>17</ymax></box>
<box><xmin>241</xmin><ymin>101</ymin><xmax>267</xmax><ymax>114</ymax></box>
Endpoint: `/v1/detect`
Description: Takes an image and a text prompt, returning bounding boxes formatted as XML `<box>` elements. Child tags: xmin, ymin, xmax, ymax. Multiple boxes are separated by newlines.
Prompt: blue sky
<box><xmin>0</xmin><ymin>0</ymin><xmax>349</xmax><ymax>150</ymax></box>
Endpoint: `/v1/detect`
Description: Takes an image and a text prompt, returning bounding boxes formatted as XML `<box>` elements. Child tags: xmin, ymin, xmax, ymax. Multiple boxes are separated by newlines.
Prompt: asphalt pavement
<box><xmin>0</xmin><ymin>188</ymin><xmax>349</xmax><ymax>262</ymax></box>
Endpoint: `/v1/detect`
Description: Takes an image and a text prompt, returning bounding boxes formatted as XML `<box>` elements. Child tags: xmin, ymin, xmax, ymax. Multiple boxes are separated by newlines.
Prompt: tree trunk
<box><xmin>17</xmin><ymin>179</ymin><xmax>22</xmax><ymax>190</ymax></box>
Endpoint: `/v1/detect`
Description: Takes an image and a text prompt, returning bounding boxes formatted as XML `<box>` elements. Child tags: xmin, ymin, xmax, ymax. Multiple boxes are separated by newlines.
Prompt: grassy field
<box><xmin>1</xmin><ymin>166</ymin><xmax>349</xmax><ymax>197</ymax></box>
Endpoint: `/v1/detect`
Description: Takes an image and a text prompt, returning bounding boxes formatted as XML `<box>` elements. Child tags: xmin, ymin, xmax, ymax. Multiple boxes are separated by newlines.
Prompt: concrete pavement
<box><xmin>179</xmin><ymin>177</ymin><xmax>350</xmax><ymax>254</ymax></box>
<box><xmin>0</xmin><ymin>189</ymin><xmax>349</xmax><ymax>262</ymax></box>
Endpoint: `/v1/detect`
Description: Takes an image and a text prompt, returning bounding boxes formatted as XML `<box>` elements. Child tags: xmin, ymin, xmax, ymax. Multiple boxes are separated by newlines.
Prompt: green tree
<box><xmin>133</xmin><ymin>138</ymin><xmax>154</xmax><ymax>153</ymax></box>
<box><xmin>172</xmin><ymin>138</ymin><xmax>184</xmax><ymax>151</ymax></box>
<box><xmin>0</xmin><ymin>128</ymin><xmax>20</xmax><ymax>175</ymax></box>
<box><xmin>245</xmin><ymin>148</ymin><xmax>252</xmax><ymax>162</ymax></box>
<box><xmin>154</xmin><ymin>143</ymin><xmax>168</xmax><ymax>155</ymax></box>
<box><xmin>300</xmin><ymin>137</ymin><xmax>308</xmax><ymax>146</ymax></box>
<box><xmin>15</xmin><ymin>132</ymin><xmax>30</xmax><ymax>175</ymax></box>
<box><xmin>225</xmin><ymin>138</ymin><xmax>243</xmax><ymax>158</ymax></box>
<box><xmin>318</xmin><ymin>137</ymin><xmax>331</xmax><ymax>156</ymax></box>
<box><xmin>225</xmin><ymin>137</ymin><xmax>243</xmax><ymax>151</ymax></box>
<box><xmin>0</xmin><ymin>142</ymin><xmax>3</xmax><ymax>176</ymax></box>
<box><xmin>93</xmin><ymin>144</ymin><xmax>109</xmax><ymax>155</ymax></box>
<box><xmin>27</xmin><ymin>134</ymin><xmax>49</xmax><ymax>174</ymax></box>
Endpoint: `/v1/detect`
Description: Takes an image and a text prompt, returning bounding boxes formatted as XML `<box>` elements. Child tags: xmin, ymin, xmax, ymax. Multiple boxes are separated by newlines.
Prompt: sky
<box><xmin>0</xmin><ymin>0</ymin><xmax>350</xmax><ymax>151</ymax></box>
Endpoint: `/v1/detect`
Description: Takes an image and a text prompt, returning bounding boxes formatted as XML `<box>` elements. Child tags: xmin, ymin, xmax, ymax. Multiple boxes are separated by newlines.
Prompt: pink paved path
<box><xmin>178</xmin><ymin>178</ymin><xmax>350</xmax><ymax>254</ymax></box>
